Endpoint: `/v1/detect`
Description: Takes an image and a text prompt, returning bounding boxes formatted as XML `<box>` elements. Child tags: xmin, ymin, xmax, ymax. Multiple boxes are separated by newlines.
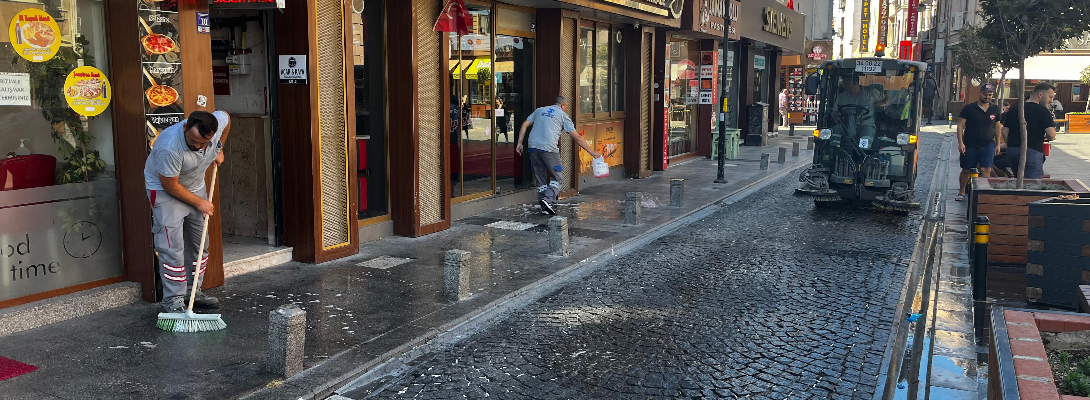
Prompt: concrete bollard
<box><xmin>267</xmin><ymin>304</ymin><xmax>306</xmax><ymax>377</ymax></box>
<box><xmin>548</xmin><ymin>217</ymin><xmax>569</xmax><ymax>256</ymax></box>
<box><xmin>624</xmin><ymin>192</ymin><xmax>642</xmax><ymax>225</ymax></box>
<box><xmin>760</xmin><ymin>153</ymin><xmax>770</xmax><ymax>170</ymax></box>
<box><xmin>670</xmin><ymin>179</ymin><xmax>685</xmax><ymax>207</ymax></box>
<box><xmin>807</xmin><ymin>136</ymin><xmax>815</xmax><ymax>150</ymax></box>
<box><xmin>792</xmin><ymin>142</ymin><xmax>800</xmax><ymax>157</ymax></box>
<box><xmin>444</xmin><ymin>249</ymin><xmax>472</xmax><ymax>301</ymax></box>
<box><xmin>778</xmin><ymin>147</ymin><xmax>787</xmax><ymax>163</ymax></box>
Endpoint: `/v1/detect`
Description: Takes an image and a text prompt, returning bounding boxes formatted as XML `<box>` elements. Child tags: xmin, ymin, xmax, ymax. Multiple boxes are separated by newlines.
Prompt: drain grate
<box><xmin>484</xmin><ymin>221</ymin><xmax>539</xmax><ymax>231</ymax></box>
<box><xmin>357</xmin><ymin>256</ymin><xmax>413</xmax><ymax>270</ymax></box>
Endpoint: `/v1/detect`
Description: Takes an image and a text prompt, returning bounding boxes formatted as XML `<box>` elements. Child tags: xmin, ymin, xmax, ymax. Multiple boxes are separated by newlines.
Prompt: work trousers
<box><xmin>148</xmin><ymin>189</ymin><xmax>210</xmax><ymax>304</ymax></box>
<box><xmin>528</xmin><ymin>149</ymin><xmax>563</xmax><ymax>204</ymax></box>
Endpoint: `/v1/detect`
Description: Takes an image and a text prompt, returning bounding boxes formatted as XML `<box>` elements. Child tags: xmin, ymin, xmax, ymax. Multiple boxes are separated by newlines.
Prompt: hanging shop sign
<box><xmin>279</xmin><ymin>55</ymin><xmax>308</xmax><ymax>84</ymax></box>
<box><xmin>64</xmin><ymin>66</ymin><xmax>112</xmax><ymax>117</ymax></box>
<box><xmin>9</xmin><ymin>9</ymin><xmax>61</xmax><ymax>62</ymax></box>
<box><xmin>906</xmin><ymin>0</ymin><xmax>919</xmax><ymax>37</ymax></box>
<box><xmin>140</xmin><ymin>1</ymin><xmax>184</xmax><ymax>151</ymax></box>
<box><xmin>877</xmin><ymin>0</ymin><xmax>889</xmax><ymax>47</ymax></box>
<box><xmin>211</xmin><ymin>0</ymin><xmax>285</xmax><ymax>9</ymax></box>
<box><xmin>898</xmin><ymin>40</ymin><xmax>912</xmax><ymax>60</ymax></box>
<box><xmin>859</xmin><ymin>0</ymin><xmax>872</xmax><ymax>53</ymax></box>
<box><xmin>0</xmin><ymin>73</ymin><xmax>31</xmax><ymax>106</ymax></box>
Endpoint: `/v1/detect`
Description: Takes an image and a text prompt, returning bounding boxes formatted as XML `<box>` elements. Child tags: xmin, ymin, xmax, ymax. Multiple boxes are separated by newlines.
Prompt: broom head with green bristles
<box><xmin>157</xmin><ymin>310</ymin><xmax>226</xmax><ymax>332</ymax></box>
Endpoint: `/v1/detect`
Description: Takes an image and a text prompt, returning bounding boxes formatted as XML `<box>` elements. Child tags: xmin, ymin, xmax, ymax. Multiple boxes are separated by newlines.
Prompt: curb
<box><xmin>242</xmin><ymin>157</ymin><xmax>812</xmax><ymax>400</ymax></box>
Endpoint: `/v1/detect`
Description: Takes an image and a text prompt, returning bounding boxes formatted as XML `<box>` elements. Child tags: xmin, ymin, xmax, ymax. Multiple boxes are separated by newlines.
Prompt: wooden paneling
<box><xmin>106</xmin><ymin>0</ymin><xmax>156</xmax><ymax>302</ymax></box>
<box><xmin>978</xmin><ymin>194</ymin><xmax>1050</xmax><ymax>206</ymax></box>
<box><xmin>275</xmin><ymin>0</ymin><xmax>317</xmax><ymax>262</ymax></box>
<box><xmin>221</xmin><ymin>116</ymin><xmax>270</xmax><ymax>239</ymax></box>
<box><xmin>623</xmin><ymin>27</ymin><xmax>653</xmax><ymax>178</ymax></box>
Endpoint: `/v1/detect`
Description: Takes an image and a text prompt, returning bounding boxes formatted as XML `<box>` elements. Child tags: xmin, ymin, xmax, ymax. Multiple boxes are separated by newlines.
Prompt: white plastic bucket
<box><xmin>592</xmin><ymin>157</ymin><xmax>609</xmax><ymax>178</ymax></box>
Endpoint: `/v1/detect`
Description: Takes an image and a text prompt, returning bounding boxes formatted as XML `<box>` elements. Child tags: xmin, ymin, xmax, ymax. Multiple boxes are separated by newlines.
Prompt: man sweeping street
<box><xmin>515</xmin><ymin>96</ymin><xmax>600</xmax><ymax>215</ymax></box>
<box><xmin>144</xmin><ymin>111</ymin><xmax>231</xmax><ymax>313</ymax></box>
<box><xmin>955</xmin><ymin>84</ymin><xmax>1002</xmax><ymax>201</ymax></box>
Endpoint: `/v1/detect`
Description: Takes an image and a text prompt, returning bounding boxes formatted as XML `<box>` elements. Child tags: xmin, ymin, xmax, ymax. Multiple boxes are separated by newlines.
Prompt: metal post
<box><xmin>948</xmin><ymin>113</ymin><xmax>953</xmax><ymax>128</ymax></box>
<box><xmin>714</xmin><ymin>8</ymin><xmax>733</xmax><ymax>185</ymax></box>
<box><xmin>972</xmin><ymin>216</ymin><xmax>989</xmax><ymax>301</ymax></box>
<box><xmin>789</xmin><ymin>124</ymin><xmax>795</xmax><ymax>136</ymax></box>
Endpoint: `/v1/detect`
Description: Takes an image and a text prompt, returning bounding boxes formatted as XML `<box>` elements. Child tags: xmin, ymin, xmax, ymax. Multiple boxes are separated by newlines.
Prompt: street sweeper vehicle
<box><xmin>795</xmin><ymin>58</ymin><xmax>925</xmax><ymax>213</ymax></box>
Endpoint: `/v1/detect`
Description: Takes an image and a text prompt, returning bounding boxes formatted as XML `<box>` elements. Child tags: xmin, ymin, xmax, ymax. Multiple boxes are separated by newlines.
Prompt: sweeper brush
<box><xmin>872</xmin><ymin>196</ymin><xmax>921</xmax><ymax>213</ymax></box>
<box><xmin>795</xmin><ymin>188</ymin><xmax>842</xmax><ymax>202</ymax></box>
<box><xmin>157</xmin><ymin>311</ymin><xmax>227</xmax><ymax>332</ymax></box>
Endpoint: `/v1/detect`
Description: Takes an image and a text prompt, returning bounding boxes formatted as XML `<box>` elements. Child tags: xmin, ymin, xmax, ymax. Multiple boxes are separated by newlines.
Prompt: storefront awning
<box><xmin>991</xmin><ymin>54</ymin><xmax>1088</xmax><ymax>81</ymax></box>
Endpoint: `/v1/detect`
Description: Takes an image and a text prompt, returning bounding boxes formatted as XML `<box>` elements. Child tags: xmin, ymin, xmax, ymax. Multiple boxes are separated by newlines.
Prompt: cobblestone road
<box><xmin>345</xmin><ymin>134</ymin><xmax>945</xmax><ymax>400</ymax></box>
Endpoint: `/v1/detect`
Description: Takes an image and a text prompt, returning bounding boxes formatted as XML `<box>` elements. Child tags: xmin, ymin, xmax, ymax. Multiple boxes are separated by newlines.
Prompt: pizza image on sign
<box><xmin>146</xmin><ymin>84</ymin><xmax>179</xmax><ymax>107</ymax></box>
<box><xmin>142</xmin><ymin>33</ymin><xmax>176</xmax><ymax>55</ymax></box>
<box><xmin>9</xmin><ymin>9</ymin><xmax>61</xmax><ymax>62</ymax></box>
<box><xmin>64</xmin><ymin>66</ymin><xmax>112</xmax><ymax>117</ymax></box>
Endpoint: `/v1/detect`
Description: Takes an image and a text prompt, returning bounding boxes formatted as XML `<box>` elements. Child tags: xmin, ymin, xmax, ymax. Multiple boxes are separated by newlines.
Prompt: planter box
<box><xmin>989</xmin><ymin>307</ymin><xmax>1090</xmax><ymax>400</ymax></box>
<box><xmin>970</xmin><ymin>178</ymin><xmax>1090</xmax><ymax>265</ymax></box>
<box><xmin>1068</xmin><ymin>114</ymin><xmax>1090</xmax><ymax>134</ymax></box>
<box><xmin>1027</xmin><ymin>198</ymin><xmax>1090</xmax><ymax>307</ymax></box>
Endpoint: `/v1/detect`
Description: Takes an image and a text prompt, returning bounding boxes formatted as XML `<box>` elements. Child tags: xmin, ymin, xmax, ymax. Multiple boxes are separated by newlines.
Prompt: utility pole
<box><xmin>714</xmin><ymin>1</ymin><xmax>733</xmax><ymax>184</ymax></box>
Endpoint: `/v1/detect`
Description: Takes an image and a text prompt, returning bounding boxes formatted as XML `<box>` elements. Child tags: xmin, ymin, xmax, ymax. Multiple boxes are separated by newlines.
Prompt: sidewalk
<box><xmin>0</xmin><ymin>134</ymin><xmax>814</xmax><ymax>400</ymax></box>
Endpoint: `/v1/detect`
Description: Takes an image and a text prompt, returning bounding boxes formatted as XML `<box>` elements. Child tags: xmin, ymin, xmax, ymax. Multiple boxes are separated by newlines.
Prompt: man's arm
<box><xmin>213</xmin><ymin>112</ymin><xmax>232</xmax><ymax>166</ymax></box>
<box><xmin>159</xmin><ymin>174</ymin><xmax>214</xmax><ymax>216</ymax></box>
<box><xmin>956</xmin><ymin>118</ymin><xmax>967</xmax><ymax>154</ymax></box>
<box><xmin>515</xmin><ymin>119</ymin><xmax>532</xmax><ymax>155</ymax></box>
<box><xmin>1045</xmin><ymin>127</ymin><xmax>1057</xmax><ymax>141</ymax></box>
<box><xmin>567</xmin><ymin>130</ymin><xmax>601</xmax><ymax>159</ymax></box>
<box><xmin>993</xmin><ymin>120</ymin><xmax>1004</xmax><ymax>154</ymax></box>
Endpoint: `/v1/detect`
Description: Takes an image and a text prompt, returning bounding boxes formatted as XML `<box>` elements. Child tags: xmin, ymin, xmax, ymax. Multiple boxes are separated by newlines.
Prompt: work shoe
<box><xmin>161</xmin><ymin>296</ymin><xmax>185</xmax><ymax>313</ymax></box>
<box><xmin>186</xmin><ymin>291</ymin><xmax>220</xmax><ymax>309</ymax></box>
<box><xmin>539</xmin><ymin>199</ymin><xmax>556</xmax><ymax>215</ymax></box>
<box><xmin>955</xmin><ymin>194</ymin><xmax>964</xmax><ymax>202</ymax></box>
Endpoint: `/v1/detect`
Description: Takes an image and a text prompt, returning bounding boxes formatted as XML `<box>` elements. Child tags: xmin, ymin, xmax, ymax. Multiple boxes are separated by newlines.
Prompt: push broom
<box><xmin>157</xmin><ymin>165</ymin><xmax>227</xmax><ymax>332</ymax></box>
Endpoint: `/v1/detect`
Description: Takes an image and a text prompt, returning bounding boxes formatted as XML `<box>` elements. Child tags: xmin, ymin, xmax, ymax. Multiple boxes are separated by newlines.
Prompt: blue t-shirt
<box><xmin>143</xmin><ymin>111</ymin><xmax>230</xmax><ymax>193</ymax></box>
<box><xmin>526</xmin><ymin>105</ymin><xmax>575</xmax><ymax>153</ymax></box>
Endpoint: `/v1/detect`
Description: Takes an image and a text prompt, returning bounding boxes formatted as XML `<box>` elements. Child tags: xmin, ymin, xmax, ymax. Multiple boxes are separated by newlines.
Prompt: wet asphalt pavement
<box><xmin>340</xmin><ymin>133</ymin><xmax>946</xmax><ymax>400</ymax></box>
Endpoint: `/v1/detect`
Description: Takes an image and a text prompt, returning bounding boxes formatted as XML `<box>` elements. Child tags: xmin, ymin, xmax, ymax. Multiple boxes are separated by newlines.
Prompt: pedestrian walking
<box><xmin>1051</xmin><ymin>98</ymin><xmax>1065</xmax><ymax>132</ymax></box>
<box><xmin>778</xmin><ymin>88</ymin><xmax>789</xmax><ymax>127</ymax></box>
<box><xmin>923</xmin><ymin>73</ymin><xmax>937</xmax><ymax>124</ymax></box>
<box><xmin>144</xmin><ymin>110</ymin><xmax>231</xmax><ymax>312</ymax></box>
<box><xmin>955</xmin><ymin>84</ymin><xmax>1002</xmax><ymax>201</ymax></box>
<box><xmin>515</xmin><ymin>96</ymin><xmax>601</xmax><ymax>215</ymax></box>
<box><xmin>1003</xmin><ymin>82</ymin><xmax>1057</xmax><ymax>179</ymax></box>
<box><xmin>496</xmin><ymin>97</ymin><xmax>510</xmax><ymax>142</ymax></box>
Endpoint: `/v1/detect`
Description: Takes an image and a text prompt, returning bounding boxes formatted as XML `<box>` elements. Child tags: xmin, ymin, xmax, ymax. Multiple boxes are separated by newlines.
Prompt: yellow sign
<box><xmin>64</xmin><ymin>66</ymin><xmax>112</xmax><ymax>117</ymax></box>
<box><xmin>9</xmin><ymin>9</ymin><xmax>61</xmax><ymax>62</ymax></box>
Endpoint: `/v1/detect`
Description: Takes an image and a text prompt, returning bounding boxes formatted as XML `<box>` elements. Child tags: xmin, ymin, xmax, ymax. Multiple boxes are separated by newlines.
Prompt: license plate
<box><xmin>859</xmin><ymin>138</ymin><xmax>870</xmax><ymax>148</ymax></box>
<box><xmin>855</xmin><ymin>60</ymin><xmax>882</xmax><ymax>74</ymax></box>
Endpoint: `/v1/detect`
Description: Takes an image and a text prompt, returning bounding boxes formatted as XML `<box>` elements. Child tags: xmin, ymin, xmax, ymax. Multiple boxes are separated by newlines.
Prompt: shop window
<box><xmin>0</xmin><ymin>0</ymin><xmax>123</xmax><ymax>303</ymax></box>
<box><xmin>449</xmin><ymin>4</ymin><xmax>495</xmax><ymax>199</ymax></box>
<box><xmin>577</xmin><ymin>20</ymin><xmax>625</xmax><ymax>118</ymax></box>
<box><xmin>353</xmin><ymin>0</ymin><xmax>388</xmax><ymax>220</ymax></box>
<box><xmin>668</xmin><ymin>39</ymin><xmax>700</xmax><ymax>158</ymax></box>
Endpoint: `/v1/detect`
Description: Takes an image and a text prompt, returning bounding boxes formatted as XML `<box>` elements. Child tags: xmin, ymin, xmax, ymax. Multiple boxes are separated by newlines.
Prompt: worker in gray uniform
<box><xmin>144</xmin><ymin>110</ymin><xmax>231</xmax><ymax>312</ymax></box>
<box><xmin>515</xmin><ymin>96</ymin><xmax>600</xmax><ymax>215</ymax></box>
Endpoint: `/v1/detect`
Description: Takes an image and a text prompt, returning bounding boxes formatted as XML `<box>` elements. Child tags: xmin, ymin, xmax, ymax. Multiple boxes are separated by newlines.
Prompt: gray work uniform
<box><xmin>525</xmin><ymin>105</ymin><xmax>575</xmax><ymax>203</ymax></box>
<box><xmin>143</xmin><ymin>111</ymin><xmax>229</xmax><ymax>304</ymax></box>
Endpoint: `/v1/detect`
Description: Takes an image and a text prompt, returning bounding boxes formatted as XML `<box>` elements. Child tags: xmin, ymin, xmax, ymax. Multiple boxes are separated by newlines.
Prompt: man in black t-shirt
<box><xmin>1002</xmin><ymin>83</ymin><xmax>1057</xmax><ymax>179</ymax></box>
<box><xmin>955</xmin><ymin>84</ymin><xmax>1003</xmax><ymax>201</ymax></box>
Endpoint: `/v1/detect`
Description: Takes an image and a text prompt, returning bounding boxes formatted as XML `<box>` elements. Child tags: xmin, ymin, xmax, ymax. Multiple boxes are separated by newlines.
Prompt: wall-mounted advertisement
<box><xmin>9</xmin><ymin>8</ymin><xmax>61</xmax><ymax>62</ymax></box>
<box><xmin>64</xmin><ymin>66</ymin><xmax>112</xmax><ymax>117</ymax></box>
<box><xmin>139</xmin><ymin>2</ymin><xmax>183</xmax><ymax>151</ymax></box>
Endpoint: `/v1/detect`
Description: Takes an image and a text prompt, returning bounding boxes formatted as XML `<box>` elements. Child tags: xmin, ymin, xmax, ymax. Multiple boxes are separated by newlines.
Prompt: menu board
<box><xmin>139</xmin><ymin>0</ymin><xmax>183</xmax><ymax>150</ymax></box>
<box><xmin>787</xmin><ymin>66</ymin><xmax>804</xmax><ymax>112</ymax></box>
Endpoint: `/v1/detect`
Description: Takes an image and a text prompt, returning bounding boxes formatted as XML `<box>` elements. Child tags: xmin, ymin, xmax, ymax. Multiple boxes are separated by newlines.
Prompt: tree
<box><xmin>979</xmin><ymin>0</ymin><xmax>1090</xmax><ymax>188</ymax></box>
<box><xmin>951</xmin><ymin>26</ymin><xmax>1003</xmax><ymax>85</ymax></box>
<box><xmin>1081</xmin><ymin>64</ymin><xmax>1090</xmax><ymax>111</ymax></box>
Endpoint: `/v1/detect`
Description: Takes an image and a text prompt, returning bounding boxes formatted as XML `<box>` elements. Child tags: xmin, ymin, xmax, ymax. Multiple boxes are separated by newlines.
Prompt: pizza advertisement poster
<box><xmin>63</xmin><ymin>66</ymin><xmax>112</xmax><ymax>117</ymax></box>
<box><xmin>138</xmin><ymin>2</ymin><xmax>182</xmax><ymax>151</ymax></box>
<box><xmin>9</xmin><ymin>9</ymin><xmax>61</xmax><ymax>62</ymax></box>
<box><xmin>138</xmin><ymin>10</ymin><xmax>180</xmax><ymax>64</ymax></box>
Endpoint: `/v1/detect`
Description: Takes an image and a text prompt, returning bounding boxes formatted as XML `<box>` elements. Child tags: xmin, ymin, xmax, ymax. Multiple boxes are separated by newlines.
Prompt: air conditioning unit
<box><xmin>951</xmin><ymin>12</ymin><xmax>964</xmax><ymax>31</ymax></box>
<box><xmin>920</xmin><ymin>31</ymin><xmax>931</xmax><ymax>42</ymax></box>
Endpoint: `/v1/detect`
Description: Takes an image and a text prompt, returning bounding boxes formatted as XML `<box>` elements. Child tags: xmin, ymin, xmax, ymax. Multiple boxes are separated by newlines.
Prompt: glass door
<box><xmin>449</xmin><ymin>4</ymin><xmax>494</xmax><ymax>199</ymax></box>
<box><xmin>352</xmin><ymin>0</ymin><xmax>388</xmax><ymax>221</ymax></box>
<box><xmin>495</xmin><ymin>35</ymin><xmax>533</xmax><ymax>193</ymax></box>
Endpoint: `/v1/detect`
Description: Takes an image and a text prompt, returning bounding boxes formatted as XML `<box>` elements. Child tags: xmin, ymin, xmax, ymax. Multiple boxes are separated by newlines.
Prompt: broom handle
<box><xmin>187</xmin><ymin>165</ymin><xmax>218</xmax><ymax>313</ymax></box>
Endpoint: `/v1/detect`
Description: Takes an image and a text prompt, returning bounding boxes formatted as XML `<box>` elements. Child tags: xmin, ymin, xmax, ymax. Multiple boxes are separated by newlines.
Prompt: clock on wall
<box><xmin>63</xmin><ymin>221</ymin><xmax>102</xmax><ymax>259</ymax></box>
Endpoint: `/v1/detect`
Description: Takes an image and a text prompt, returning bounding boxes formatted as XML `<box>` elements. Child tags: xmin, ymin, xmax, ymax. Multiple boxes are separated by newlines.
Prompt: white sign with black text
<box><xmin>0</xmin><ymin>72</ymin><xmax>31</xmax><ymax>106</ymax></box>
<box><xmin>278</xmin><ymin>55</ymin><xmax>308</xmax><ymax>84</ymax></box>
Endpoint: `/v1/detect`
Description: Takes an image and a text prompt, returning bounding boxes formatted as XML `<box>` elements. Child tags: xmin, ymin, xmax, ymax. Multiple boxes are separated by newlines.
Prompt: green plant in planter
<box><xmin>1077</xmin><ymin>358</ymin><xmax>1090</xmax><ymax>376</ymax></box>
<box><xmin>1061</xmin><ymin>351</ymin><xmax>1072</xmax><ymax>369</ymax></box>
<box><xmin>1065</xmin><ymin>371</ymin><xmax>1090</xmax><ymax>396</ymax></box>
<box><xmin>11</xmin><ymin>35</ymin><xmax>105</xmax><ymax>184</ymax></box>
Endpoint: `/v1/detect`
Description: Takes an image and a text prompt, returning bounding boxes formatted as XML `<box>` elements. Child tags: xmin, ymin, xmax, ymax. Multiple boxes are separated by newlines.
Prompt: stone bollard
<box><xmin>267</xmin><ymin>304</ymin><xmax>306</xmax><ymax>377</ymax></box>
<box><xmin>444</xmin><ymin>249</ymin><xmax>472</xmax><ymax>301</ymax></box>
<box><xmin>548</xmin><ymin>216</ymin><xmax>569</xmax><ymax>256</ymax></box>
<box><xmin>760</xmin><ymin>153</ymin><xmax>770</xmax><ymax>170</ymax></box>
<box><xmin>778</xmin><ymin>147</ymin><xmax>787</xmax><ymax>163</ymax></box>
<box><xmin>792</xmin><ymin>142</ymin><xmax>800</xmax><ymax>157</ymax></box>
<box><xmin>624</xmin><ymin>192</ymin><xmax>642</xmax><ymax>225</ymax></box>
<box><xmin>807</xmin><ymin>136</ymin><xmax>815</xmax><ymax>150</ymax></box>
<box><xmin>670</xmin><ymin>179</ymin><xmax>685</xmax><ymax>207</ymax></box>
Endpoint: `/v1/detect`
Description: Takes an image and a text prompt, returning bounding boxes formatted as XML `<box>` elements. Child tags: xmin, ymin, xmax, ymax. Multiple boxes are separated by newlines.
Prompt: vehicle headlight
<box><xmin>819</xmin><ymin>129</ymin><xmax>833</xmax><ymax>140</ymax></box>
<box><xmin>897</xmin><ymin>133</ymin><xmax>911</xmax><ymax>145</ymax></box>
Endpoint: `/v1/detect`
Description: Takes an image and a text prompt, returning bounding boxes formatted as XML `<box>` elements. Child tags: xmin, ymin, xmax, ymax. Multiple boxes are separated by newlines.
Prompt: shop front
<box><xmin>735</xmin><ymin>0</ymin><xmax>804</xmax><ymax>145</ymax></box>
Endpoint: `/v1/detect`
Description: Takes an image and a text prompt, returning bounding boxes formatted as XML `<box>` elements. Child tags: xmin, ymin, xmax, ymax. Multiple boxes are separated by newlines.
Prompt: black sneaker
<box><xmin>161</xmin><ymin>296</ymin><xmax>185</xmax><ymax>313</ymax></box>
<box><xmin>539</xmin><ymin>199</ymin><xmax>556</xmax><ymax>215</ymax></box>
<box><xmin>186</xmin><ymin>291</ymin><xmax>220</xmax><ymax>309</ymax></box>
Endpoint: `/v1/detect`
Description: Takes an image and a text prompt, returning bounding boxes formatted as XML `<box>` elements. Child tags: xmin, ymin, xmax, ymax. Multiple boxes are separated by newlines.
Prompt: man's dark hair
<box><xmin>185</xmin><ymin>111</ymin><xmax>219</xmax><ymax>138</ymax></box>
<box><xmin>1032</xmin><ymin>82</ymin><xmax>1055</xmax><ymax>95</ymax></box>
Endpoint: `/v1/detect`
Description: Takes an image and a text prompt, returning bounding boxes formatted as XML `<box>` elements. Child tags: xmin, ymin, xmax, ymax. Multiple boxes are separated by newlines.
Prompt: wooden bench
<box><xmin>1055</xmin><ymin>118</ymin><xmax>1069</xmax><ymax>132</ymax></box>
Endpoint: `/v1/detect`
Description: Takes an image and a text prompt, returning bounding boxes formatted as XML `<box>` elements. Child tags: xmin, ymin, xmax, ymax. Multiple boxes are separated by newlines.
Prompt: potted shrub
<box><xmin>970</xmin><ymin>178</ymin><xmax>1089</xmax><ymax>265</ymax></box>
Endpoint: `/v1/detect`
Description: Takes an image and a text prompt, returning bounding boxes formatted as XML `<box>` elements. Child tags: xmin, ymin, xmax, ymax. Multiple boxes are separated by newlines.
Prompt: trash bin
<box><xmin>744</xmin><ymin>102</ymin><xmax>769</xmax><ymax>146</ymax></box>
<box><xmin>712</xmin><ymin>128</ymin><xmax>741</xmax><ymax>160</ymax></box>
